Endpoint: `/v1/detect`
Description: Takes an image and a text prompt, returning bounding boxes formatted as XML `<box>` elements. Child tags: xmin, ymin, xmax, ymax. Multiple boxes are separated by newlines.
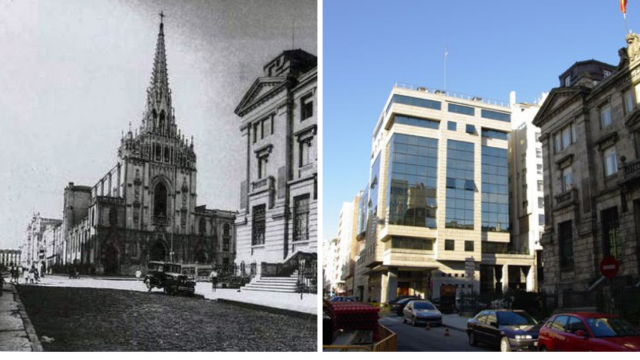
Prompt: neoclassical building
<box><xmin>533</xmin><ymin>34</ymin><xmax>640</xmax><ymax>295</ymax></box>
<box><xmin>234</xmin><ymin>50</ymin><xmax>318</xmax><ymax>274</ymax></box>
<box><xmin>61</xmin><ymin>17</ymin><xmax>235</xmax><ymax>275</ymax></box>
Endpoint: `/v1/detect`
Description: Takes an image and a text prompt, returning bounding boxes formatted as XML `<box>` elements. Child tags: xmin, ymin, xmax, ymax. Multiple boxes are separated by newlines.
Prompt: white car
<box><xmin>403</xmin><ymin>300</ymin><xmax>443</xmax><ymax>326</ymax></box>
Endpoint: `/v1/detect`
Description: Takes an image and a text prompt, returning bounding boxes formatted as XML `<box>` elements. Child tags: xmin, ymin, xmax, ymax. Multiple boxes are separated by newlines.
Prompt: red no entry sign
<box><xmin>600</xmin><ymin>255</ymin><xmax>620</xmax><ymax>278</ymax></box>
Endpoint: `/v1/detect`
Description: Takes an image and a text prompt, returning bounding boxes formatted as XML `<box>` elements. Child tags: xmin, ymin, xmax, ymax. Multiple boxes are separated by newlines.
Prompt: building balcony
<box><xmin>251</xmin><ymin>176</ymin><xmax>275</xmax><ymax>193</ymax></box>
<box><xmin>553</xmin><ymin>188</ymin><xmax>577</xmax><ymax>210</ymax></box>
<box><xmin>621</xmin><ymin>158</ymin><xmax>640</xmax><ymax>188</ymax></box>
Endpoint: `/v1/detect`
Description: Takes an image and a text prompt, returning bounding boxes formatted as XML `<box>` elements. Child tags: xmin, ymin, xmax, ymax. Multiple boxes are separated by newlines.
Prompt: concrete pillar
<box><xmin>382</xmin><ymin>267</ymin><xmax>399</xmax><ymax>303</ymax></box>
<box><xmin>502</xmin><ymin>264</ymin><xmax>509</xmax><ymax>293</ymax></box>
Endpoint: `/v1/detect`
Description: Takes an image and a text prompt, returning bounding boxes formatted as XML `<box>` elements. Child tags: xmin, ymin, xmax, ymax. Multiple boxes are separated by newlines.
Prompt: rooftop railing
<box><xmin>393</xmin><ymin>82</ymin><xmax>511</xmax><ymax>108</ymax></box>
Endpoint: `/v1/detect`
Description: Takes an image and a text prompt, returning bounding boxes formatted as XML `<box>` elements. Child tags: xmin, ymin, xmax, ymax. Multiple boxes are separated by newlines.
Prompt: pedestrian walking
<box><xmin>23</xmin><ymin>267</ymin><xmax>28</xmax><ymax>284</ymax></box>
<box><xmin>209</xmin><ymin>268</ymin><xmax>218</xmax><ymax>292</ymax></box>
<box><xmin>0</xmin><ymin>271</ymin><xmax>5</xmax><ymax>296</ymax></box>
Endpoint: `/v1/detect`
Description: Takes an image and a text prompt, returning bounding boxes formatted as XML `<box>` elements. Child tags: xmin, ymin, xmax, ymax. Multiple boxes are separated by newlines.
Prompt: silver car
<box><xmin>403</xmin><ymin>300</ymin><xmax>443</xmax><ymax>326</ymax></box>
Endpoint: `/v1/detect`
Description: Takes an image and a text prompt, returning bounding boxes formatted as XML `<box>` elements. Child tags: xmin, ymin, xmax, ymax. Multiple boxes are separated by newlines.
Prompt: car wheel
<box><xmin>144</xmin><ymin>279</ymin><xmax>152</xmax><ymax>292</ymax></box>
<box><xmin>402</xmin><ymin>316</ymin><xmax>407</xmax><ymax>324</ymax></box>
<box><xmin>500</xmin><ymin>337</ymin><xmax>511</xmax><ymax>352</ymax></box>
<box><xmin>539</xmin><ymin>345</ymin><xmax>547</xmax><ymax>352</ymax></box>
<box><xmin>411</xmin><ymin>316</ymin><xmax>416</xmax><ymax>326</ymax></box>
<box><xmin>468</xmin><ymin>331</ymin><xmax>477</xmax><ymax>346</ymax></box>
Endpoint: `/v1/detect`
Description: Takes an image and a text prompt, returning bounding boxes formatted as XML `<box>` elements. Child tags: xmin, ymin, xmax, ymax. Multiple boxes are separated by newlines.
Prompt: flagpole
<box><xmin>444</xmin><ymin>46</ymin><xmax>448</xmax><ymax>93</ymax></box>
<box><xmin>625</xmin><ymin>14</ymin><xmax>631</xmax><ymax>34</ymax></box>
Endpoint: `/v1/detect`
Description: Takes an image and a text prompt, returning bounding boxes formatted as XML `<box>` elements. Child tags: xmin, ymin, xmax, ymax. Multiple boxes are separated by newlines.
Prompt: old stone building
<box><xmin>533</xmin><ymin>34</ymin><xmax>640</xmax><ymax>294</ymax></box>
<box><xmin>0</xmin><ymin>249</ymin><xmax>21</xmax><ymax>268</ymax></box>
<box><xmin>61</xmin><ymin>17</ymin><xmax>235</xmax><ymax>275</ymax></box>
<box><xmin>234</xmin><ymin>50</ymin><xmax>317</xmax><ymax>275</ymax></box>
<box><xmin>23</xmin><ymin>213</ymin><xmax>62</xmax><ymax>268</ymax></box>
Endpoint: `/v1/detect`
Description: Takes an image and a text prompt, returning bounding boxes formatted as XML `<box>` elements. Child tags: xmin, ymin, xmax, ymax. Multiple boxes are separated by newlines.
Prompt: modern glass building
<box><xmin>353</xmin><ymin>84</ymin><xmax>538</xmax><ymax>303</ymax></box>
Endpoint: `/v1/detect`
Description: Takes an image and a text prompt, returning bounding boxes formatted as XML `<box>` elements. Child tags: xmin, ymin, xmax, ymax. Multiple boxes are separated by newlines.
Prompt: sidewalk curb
<box><xmin>12</xmin><ymin>285</ymin><xmax>43</xmax><ymax>352</ymax></box>
<box><xmin>215</xmin><ymin>298</ymin><xmax>316</xmax><ymax>320</ymax></box>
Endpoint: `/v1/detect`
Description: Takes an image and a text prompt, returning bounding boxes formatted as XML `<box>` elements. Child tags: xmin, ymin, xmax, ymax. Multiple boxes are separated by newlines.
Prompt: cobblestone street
<box><xmin>17</xmin><ymin>285</ymin><xmax>316</xmax><ymax>351</ymax></box>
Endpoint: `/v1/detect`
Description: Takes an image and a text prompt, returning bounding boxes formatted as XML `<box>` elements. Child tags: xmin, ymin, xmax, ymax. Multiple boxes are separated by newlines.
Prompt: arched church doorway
<box><xmin>150</xmin><ymin>241</ymin><xmax>167</xmax><ymax>261</ymax></box>
<box><xmin>104</xmin><ymin>243</ymin><xmax>119</xmax><ymax>274</ymax></box>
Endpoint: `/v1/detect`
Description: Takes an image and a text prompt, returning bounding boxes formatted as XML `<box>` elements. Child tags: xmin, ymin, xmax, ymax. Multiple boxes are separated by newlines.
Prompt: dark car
<box><xmin>403</xmin><ymin>300</ymin><xmax>443</xmax><ymax>326</ymax></box>
<box><xmin>467</xmin><ymin>309</ymin><xmax>540</xmax><ymax>352</ymax></box>
<box><xmin>538</xmin><ymin>312</ymin><xmax>640</xmax><ymax>351</ymax></box>
<box><xmin>144</xmin><ymin>261</ymin><xmax>195</xmax><ymax>296</ymax></box>
<box><xmin>391</xmin><ymin>297</ymin><xmax>420</xmax><ymax>316</ymax></box>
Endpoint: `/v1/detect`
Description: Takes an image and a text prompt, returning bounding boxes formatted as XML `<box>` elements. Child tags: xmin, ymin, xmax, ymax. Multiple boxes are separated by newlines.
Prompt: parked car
<box><xmin>538</xmin><ymin>312</ymin><xmax>640</xmax><ymax>351</ymax></box>
<box><xmin>403</xmin><ymin>300</ymin><xmax>442</xmax><ymax>327</ymax></box>
<box><xmin>390</xmin><ymin>296</ymin><xmax>421</xmax><ymax>316</ymax></box>
<box><xmin>467</xmin><ymin>309</ymin><xmax>540</xmax><ymax>352</ymax></box>
<box><xmin>330</xmin><ymin>296</ymin><xmax>355</xmax><ymax>302</ymax></box>
<box><xmin>144</xmin><ymin>261</ymin><xmax>195</xmax><ymax>296</ymax></box>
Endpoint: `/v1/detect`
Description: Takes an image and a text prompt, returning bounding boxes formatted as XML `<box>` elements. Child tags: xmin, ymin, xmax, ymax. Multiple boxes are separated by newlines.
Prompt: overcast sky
<box><xmin>0</xmin><ymin>0</ymin><xmax>317</xmax><ymax>249</ymax></box>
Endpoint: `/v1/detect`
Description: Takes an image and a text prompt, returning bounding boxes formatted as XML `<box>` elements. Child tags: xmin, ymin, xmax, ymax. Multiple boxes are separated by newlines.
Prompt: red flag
<box><xmin>621</xmin><ymin>0</ymin><xmax>628</xmax><ymax>14</ymax></box>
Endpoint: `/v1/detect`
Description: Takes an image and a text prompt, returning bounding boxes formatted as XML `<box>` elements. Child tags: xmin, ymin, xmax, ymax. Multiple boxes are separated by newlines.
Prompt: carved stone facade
<box><xmin>235</xmin><ymin>50</ymin><xmax>318</xmax><ymax>272</ymax></box>
<box><xmin>533</xmin><ymin>37</ymin><xmax>640</xmax><ymax>295</ymax></box>
<box><xmin>62</xmin><ymin>18</ymin><xmax>236</xmax><ymax>275</ymax></box>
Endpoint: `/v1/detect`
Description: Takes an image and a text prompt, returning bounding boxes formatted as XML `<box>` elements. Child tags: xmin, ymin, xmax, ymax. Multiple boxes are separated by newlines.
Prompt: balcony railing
<box><xmin>554</xmin><ymin>188</ymin><xmax>577</xmax><ymax>209</ymax></box>
<box><xmin>393</xmin><ymin>82</ymin><xmax>510</xmax><ymax>108</ymax></box>
<box><xmin>251</xmin><ymin>176</ymin><xmax>274</xmax><ymax>192</ymax></box>
<box><xmin>623</xmin><ymin>159</ymin><xmax>640</xmax><ymax>178</ymax></box>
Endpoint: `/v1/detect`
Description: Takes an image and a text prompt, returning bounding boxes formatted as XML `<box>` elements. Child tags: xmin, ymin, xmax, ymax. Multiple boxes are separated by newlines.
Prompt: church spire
<box><xmin>144</xmin><ymin>11</ymin><xmax>174</xmax><ymax>136</ymax></box>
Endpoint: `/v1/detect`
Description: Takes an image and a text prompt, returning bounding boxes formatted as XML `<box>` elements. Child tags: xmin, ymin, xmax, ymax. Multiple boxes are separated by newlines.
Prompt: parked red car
<box><xmin>538</xmin><ymin>313</ymin><xmax>640</xmax><ymax>351</ymax></box>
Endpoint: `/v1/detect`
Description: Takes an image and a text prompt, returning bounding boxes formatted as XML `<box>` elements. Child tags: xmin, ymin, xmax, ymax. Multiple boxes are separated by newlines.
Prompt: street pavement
<box><xmin>24</xmin><ymin>275</ymin><xmax>317</xmax><ymax>314</ymax></box>
<box><xmin>0</xmin><ymin>283</ymin><xmax>40</xmax><ymax>351</ymax></box>
<box><xmin>380</xmin><ymin>314</ymin><xmax>492</xmax><ymax>352</ymax></box>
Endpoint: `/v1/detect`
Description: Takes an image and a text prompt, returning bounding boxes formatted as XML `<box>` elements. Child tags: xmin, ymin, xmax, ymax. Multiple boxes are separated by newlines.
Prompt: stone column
<box><xmin>502</xmin><ymin>264</ymin><xmax>510</xmax><ymax>293</ymax></box>
<box><xmin>382</xmin><ymin>267</ymin><xmax>399</xmax><ymax>303</ymax></box>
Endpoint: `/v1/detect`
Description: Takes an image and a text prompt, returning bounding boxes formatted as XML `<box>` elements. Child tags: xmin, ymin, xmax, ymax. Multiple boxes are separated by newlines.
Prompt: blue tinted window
<box><xmin>387</xmin><ymin>134</ymin><xmax>438</xmax><ymax>228</ymax></box>
<box><xmin>481</xmin><ymin>109</ymin><xmax>511</xmax><ymax>122</ymax></box>
<box><xmin>395</xmin><ymin>115</ymin><xmax>439</xmax><ymax>129</ymax></box>
<box><xmin>481</xmin><ymin>128</ymin><xmax>509</xmax><ymax>140</ymax></box>
<box><xmin>466</xmin><ymin>124</ymin><xmax>476</xmax><ymax>134</ymax></box>
<box><xmin>448</xmin><ymin>121</ymin><xmax>456</xmax><ymax>131</ymax></box>
<box><xmin>387</xmin><ymin>94</ymin><xmax>441</xmax><ymax>114</ymax></box>
<box><xmin>481</xmin><ymin>146</ymin><xmax>509</xmax><ymax>232</ymax></box>
<box><xmin>448</xmin><ymin>103</ymin><xmax>475</xmax><ymax>116</ymax></box>
<box><xmin>445</xmin><ymin>140</ymin><xmax>475</xmax><ymax>230</ymax></box>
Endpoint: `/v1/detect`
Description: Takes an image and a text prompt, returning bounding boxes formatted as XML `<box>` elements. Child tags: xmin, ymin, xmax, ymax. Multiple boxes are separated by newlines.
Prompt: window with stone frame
<box><xmin>257</xmin><ymin>155</ymin><xmax>268</xmax><ymax>179</ymax></box>
<box><xmin>299</xmin><ymin>139</ymin><xmax>311</xmax><ymax>167</ymax></box>
<box><xmin>293</xmin><ymin>194</ymin><xmax>310</xmax><ymax>241</ymax></box>
<box><xmin>600</xmin><ymin>105</ymin><xmax>612</xmax><ymax>128</ymax></box>
<box><xmin>223</xmin><ymin>224</ymin><xmax>231</xmax><ymax>252</ymax></box>
<box><xmin>251</xmin><ymin>205</ymin><xmax>266</xmax><ymax>246</ymax></box>
<box><xmin>558</xmin><ymin>220</ymin><xmax>574</xmax><ymax>268</ymax></box>
<box><xmin>554</xmin><ymin>123</ymin><xmax>576</xmax><ymax>153</ymax></box>
<box><xmin>601</xmin><ymin>207</ymin><xmax>621</xmax><ymax>259</ymax></box>
<box><xmin>253</xmin><ymin>122</ymin><xmax>259</xmax><ymax>143</ymax></box>
<box><xmin>301</xmin><ymin>93</ymin><xmax>313</xmax><ymax>120</ymax></box>
<box><xmin>603</xmin><ymin>146</ymin><xmax>618</xmax><ymax>177</ymax></box>
<box><xmin>538</xmin><ymin>180</ymin><xmax>544</xmax><ymax>192</ymax></box>
<box><xmin>624</xmin><ymin>90</ymin><xmax>635</xmax><ymax>114</ymax></box>
<box><xmin>562</xmin><ymin>167</ymin><xmax>573</xmax><ymax>192</ymax></box>
<box><xmin>445</xmin><ymin>239</ymin><xmax>455</xmax><ymax>251</ymax></box>
<box><xmin>464</xmin><ymin>240</ymin><xmax>474</xmax><ymax>252</ymax></box>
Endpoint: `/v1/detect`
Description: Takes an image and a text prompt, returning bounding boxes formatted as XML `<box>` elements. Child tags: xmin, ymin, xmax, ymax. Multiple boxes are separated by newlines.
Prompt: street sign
<box><xmin>600</xmin><ymin>255</ymin><xmax>620</xmax><ymax>278</ymax></box>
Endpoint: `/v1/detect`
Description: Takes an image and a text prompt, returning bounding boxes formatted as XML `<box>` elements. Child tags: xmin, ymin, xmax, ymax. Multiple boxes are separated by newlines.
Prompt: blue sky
<box><xmin>323</xmin><ymin>0</ymin><xmax>634</xmax><ymax>240</ymax></box>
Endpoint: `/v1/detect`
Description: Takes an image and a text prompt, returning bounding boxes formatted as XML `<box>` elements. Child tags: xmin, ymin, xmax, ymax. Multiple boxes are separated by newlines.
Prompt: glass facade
<box><xmin>481</xmin><ymin>146</ymin><xmax>509</xmax><ymax>232</ymax></box>
<box><xmin>481</xmin><ymin>109</ymin><xmax>511</xmax><ymax>122</ymax></box>
<box><xmin>387</xmin><ymin>134</ymin><xmax>438</xmax><ymax>228</ymax></box>
<box><xmin>448</xmin><ymin>103</ymin><xmax>475</xmax><ymax>116</ymax></box>
<box><xmin>390</xmin><ymin>237</ymin><xmax>434</xmax><ymax>251</ymax></box>
<box><xmin>386</xmin><ymin>94</ymin><xmax>441</xmax><ymax>114</ymax></box>
<box><xmin>481</xmin><ymin>128</ymin><xmax>509</xmax><ymax>140</ymax></box>
<box><xmin>445</xmin><ymin>140</ymin><xmax>475</xmax><ymax>229</ymax></box>
<box><xmin>394</xmin><ymin>115</ymin><xmax>439</xmax><ymax>129</ymax></box>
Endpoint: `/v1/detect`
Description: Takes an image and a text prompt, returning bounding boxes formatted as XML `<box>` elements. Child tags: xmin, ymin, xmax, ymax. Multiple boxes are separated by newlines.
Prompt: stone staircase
<box><xmin>240</xmin><ymin>271</ymin><xmax>299</xmax><ymax>293</ymax></box>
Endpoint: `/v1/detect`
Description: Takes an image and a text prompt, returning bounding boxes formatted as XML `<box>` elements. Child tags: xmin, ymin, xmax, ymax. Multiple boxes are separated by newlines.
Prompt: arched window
<box><xmin>159</xmin><ymin>110</ymin><xmax>166</xmax><ymax>134</ymax></box>
<box><xmin>154</xmin><ymin>182</ymin><xmax>168</xmax><ymax>219</ymax></box>
<box><xmin>164</xmin><ymin>146</ymin><xmax>170</xmax><ymax>162</ymax></box>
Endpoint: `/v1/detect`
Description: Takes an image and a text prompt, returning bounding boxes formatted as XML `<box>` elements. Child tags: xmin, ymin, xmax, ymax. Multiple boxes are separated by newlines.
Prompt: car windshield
<box><xmin>497</xmin><ymin>312</ymin><xmax>537</xmax><ymax>325</ymax></box>
<box><xmin>413</xmin><ymin>302</ymin><xmax>436</xmax><ymax>310</ymax></box>
<box><xmin>586</xmin><ymin>317</ymin><xmax>640</xmax><ymax>338</ymax></box>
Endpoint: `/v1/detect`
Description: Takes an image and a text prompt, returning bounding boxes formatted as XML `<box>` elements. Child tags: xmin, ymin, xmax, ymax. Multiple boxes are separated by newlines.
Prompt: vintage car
<box><xmin>144</xmin><ymin>261</ymin><xmax>196</xmax><ymax>296</ymax></box>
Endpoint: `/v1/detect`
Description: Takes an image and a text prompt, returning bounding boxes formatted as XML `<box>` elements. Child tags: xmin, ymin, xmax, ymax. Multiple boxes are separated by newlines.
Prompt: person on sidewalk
<box><xmin>23</xmin><ymin>267</ymin><xmax>28</xmax><ymax>284</ymax></box>
<box><xmin>209</xmin><ymin>268</ymin><xmax>218</xmax><ymax>292</ymax></box>
<box><xmin>0</xmin><ymin>271</ymin><xmax>5</xmax><ymax>296</ymax></box>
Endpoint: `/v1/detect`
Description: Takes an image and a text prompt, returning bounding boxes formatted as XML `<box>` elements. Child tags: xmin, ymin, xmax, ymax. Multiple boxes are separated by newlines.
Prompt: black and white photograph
<box><xmin>0</xmin><ymin>0</ymin><xmax>317</xmax><ymax>352</ymax></box>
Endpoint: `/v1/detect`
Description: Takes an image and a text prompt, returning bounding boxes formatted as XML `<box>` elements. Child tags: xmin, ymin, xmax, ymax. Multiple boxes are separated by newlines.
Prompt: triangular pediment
<box><xmin>533</xmin><ymin>86</ymin><xmax>588</xmax><ymax>127</ymax></box>
<box><xmin>235</xmin><ymin>77</ymin><xmax>287</xmax><ymax>116</ymax></box>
